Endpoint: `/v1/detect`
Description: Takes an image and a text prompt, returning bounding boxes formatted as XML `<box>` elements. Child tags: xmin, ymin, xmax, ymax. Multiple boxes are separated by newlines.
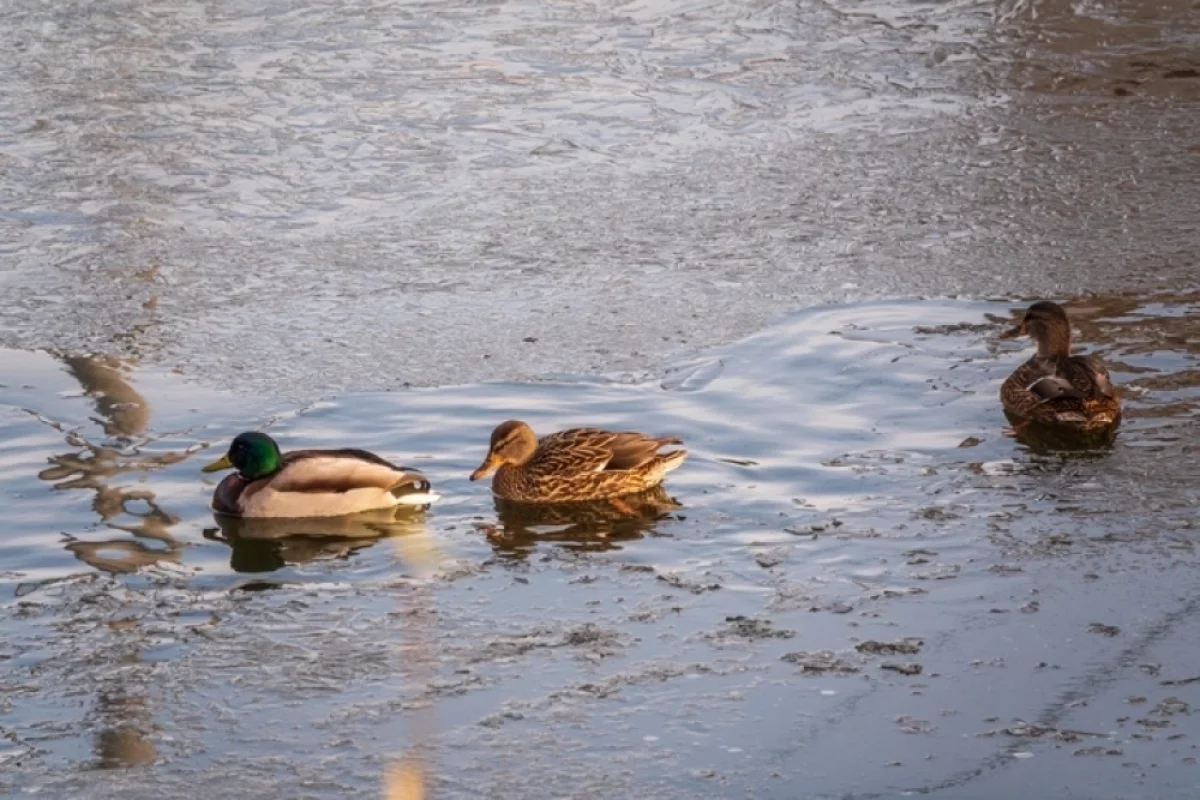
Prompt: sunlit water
<box><xmin>2</xmin><ymin>295</ymin><xmax>1199</xmax><ymax>798</ymax></box>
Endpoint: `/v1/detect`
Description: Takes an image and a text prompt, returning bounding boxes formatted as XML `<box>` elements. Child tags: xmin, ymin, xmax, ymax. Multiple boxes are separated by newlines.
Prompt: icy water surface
<box><xmin>2</xmin><ymin>295</ymin><xmax>1199</xmax><ymax>798</ymax></box>
<box><xmin>2</xmin><ymin>0</ymin><xmax>1197</xmax><ymax>391</ymax></box>
<box><xmin>2</xmin><ymin>0</ymin><xmax>1199</xmax><ymax>795</ymax></box>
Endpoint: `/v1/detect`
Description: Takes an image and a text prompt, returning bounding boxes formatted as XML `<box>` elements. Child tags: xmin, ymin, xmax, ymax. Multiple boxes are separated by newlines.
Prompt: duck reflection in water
<box><xmin>204</xmin><ymin>509</ymin><xmax>432</xmax><ymax>574</ymax></box>
<box><xmin>479</xmin><ymin>486</ymin><xmax>682</xmax><ymax>560</ymax></box>
<box><xmin>1004</xmin><ymin>414</ymin><xmax>1121</xmax><ymax>453</ymax></box>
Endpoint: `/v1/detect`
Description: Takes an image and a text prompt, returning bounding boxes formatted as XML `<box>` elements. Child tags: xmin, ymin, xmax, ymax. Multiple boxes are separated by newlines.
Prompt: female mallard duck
<box><xmin>469</xmin><ymin>420</ymin><xmax>687</xmax><ymax>503</ymax></box>
<box><xmin>201</xmin><ymin>432</ymin><xmax>437</xmax><ymax>518</ymax></box>
<box><xmin>1000</xmin><ymin>301</ymin><xmax>1121</xmax><ymax>431</ymax></box>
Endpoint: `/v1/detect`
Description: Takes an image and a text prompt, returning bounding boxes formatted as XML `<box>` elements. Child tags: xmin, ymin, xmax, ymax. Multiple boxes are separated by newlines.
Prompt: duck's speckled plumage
<box><xmin>204</xmin><ymin>433</ymin><xmax>436</xmax><ymax>518</ymax></box>
<box><xmin>471</xmin><ymin>421</ymin><xmax>687</xmax><ymax>503</ymax></box>
<box><xmin>1000</xmin><ymin>301</ymin><xmax>1121</xmax><ymax>431</ymax></box>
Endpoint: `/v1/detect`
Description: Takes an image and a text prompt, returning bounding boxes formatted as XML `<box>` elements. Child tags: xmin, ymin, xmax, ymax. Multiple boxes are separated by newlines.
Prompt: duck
<box><xmin>201</xmin><ymin>431</ymin><xmax>438</xmax><ymax>518</ymax></box>
<box><xmin>469</xmin><ymin>420</ymin><xmax>687</xmax><ymax>503</ymax></box>
<box><xmin>1000</xmin><ymin>300</ymin><xmax>1121</xmax><ymax>432</ymax></box>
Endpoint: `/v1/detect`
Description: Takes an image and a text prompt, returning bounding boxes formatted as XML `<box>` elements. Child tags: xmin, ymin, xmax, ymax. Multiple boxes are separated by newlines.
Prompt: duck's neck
<box><xmin>493</xmin><ymin>462</ymin><xmax>525</xmax><ymax>497</ymax></box>
<box><xmin>1034</xmin><ymin>325</ymin><xmax>1071</xmax><ymax>359</ymax></box>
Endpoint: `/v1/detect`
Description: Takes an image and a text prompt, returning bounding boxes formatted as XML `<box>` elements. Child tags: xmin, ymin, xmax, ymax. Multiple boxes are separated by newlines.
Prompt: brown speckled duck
<box><xmin>1000</xmin><ymin>301</ymin><xmax>1121</xmax><ymax>432</ymax></box>
<box><xmin>202</xmin><ymin>432</ymin><xmax>437</xmax><ymax>518</ymax></box>
<box><xmin>470</xmin><ymin>421</ymin><xmax>687</xmax><ymax>503</ymax></box>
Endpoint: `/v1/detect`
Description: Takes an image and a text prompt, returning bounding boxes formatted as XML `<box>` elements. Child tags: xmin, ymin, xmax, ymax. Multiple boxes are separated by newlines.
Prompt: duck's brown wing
<box><xmin>1003</xmin><ymin>359</ymin><xmax>1085</xmax><ymax>419</ymax></box>
<box><xmin>534</xmin><ymin>428</ymin><xmax>684</xmax><ymax>474</ymax></box>
<box><xmin>605</xmin><ymin>431</ymin><xmax>684</xmax><ymax>471</ymax></box>
<box><xmin>1064</xmin><ymin>355</ymin><xmax>1116</xmax><ymax>398</ymax></box>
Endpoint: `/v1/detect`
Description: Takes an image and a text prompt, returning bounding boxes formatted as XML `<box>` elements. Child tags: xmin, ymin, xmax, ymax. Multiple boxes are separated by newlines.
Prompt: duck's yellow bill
<box><xmin>201</xmin><ymin>454</ymin><xmax>234</xmax><ymax>473</ymax></box>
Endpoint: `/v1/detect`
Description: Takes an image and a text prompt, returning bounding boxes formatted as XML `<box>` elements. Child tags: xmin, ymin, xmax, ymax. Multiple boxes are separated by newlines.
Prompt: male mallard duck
<box><xmin>1000</xmin><ymin>301</ymin><xmax>1121</xmax><ymax>431</ymax></box>
<box><xmin>201</xmin><ymin>432</ymin><xmax>437</xmax><ymax>518</ymax></box>
<box><xmin>469</xmin><ymin>420</ymin><xmax>687</xmax><ymax>503</ymax></box>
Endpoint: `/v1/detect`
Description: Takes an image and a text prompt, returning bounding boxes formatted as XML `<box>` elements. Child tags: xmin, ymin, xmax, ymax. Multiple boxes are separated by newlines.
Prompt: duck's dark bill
<box><xmin>1000</xmin><ymin>324</ymin><xmax>1024</xmax><ymax>339</ymax></box>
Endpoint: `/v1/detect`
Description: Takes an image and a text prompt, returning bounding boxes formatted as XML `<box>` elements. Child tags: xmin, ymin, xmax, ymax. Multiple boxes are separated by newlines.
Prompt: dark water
<box><xmin>2</xmin><ymin>295</ymin><xmax>1199</xmax><ymax>798</ymax></box>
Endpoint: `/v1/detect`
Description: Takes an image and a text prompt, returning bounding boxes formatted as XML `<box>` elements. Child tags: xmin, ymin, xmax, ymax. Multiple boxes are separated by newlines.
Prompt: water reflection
<box><xmin>1004</xmin><ymin>414</ymin><xmax>1122</xmax><ymax>453</ymax></box>
<box><xmin>204</xmin><ymin>510</ymin><xmax>431</xmax><ymax>574</ymax></box>
<box><xmin>82</xmin><ymin>618</ymin><xmax>161</xmax><ymax>771</ymax></box>
<box><xmin>57</xmin><ymin>354</ymin><xmax>153</xmax><ymax>442</ymax></box>
<box><xmin>35</xmin><ymin>353</ymin><xmax>186</xmax><ymax>574</ymax></box>
<box><xmin>9</xmin><ymin>353</ymin><xmax>190</xmax><ymax>772</ymax></box>
<box><xmin>93</xmin><ymin>688</ymin><xmax>157</xmax><ymax>770</ymax></box>
<box><xmin>386</xmin><ymin>525</ymin><xmax>441</xmax><ymax>800</ymax></box>
<box><xmin>479</xmin><ymin>487</ymin><xmax>682</xmax><ymax>560</ymax></box>
<box><xmin>65</xmin><ymin>539</ymin><xmax>181</xmax><ymax>575</ymax></box>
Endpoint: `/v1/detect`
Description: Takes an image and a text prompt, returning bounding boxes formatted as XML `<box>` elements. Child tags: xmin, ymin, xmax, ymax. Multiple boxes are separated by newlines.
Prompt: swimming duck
<box><xmin>470</xmin><ymin>420</ymin><xmax>687</xmax><ymax>503</ymax></box>
<box><xmin>201</xmin><ymin>432</ymin><xmax>437</xmax><ymax>518</ymax></box>
<box><xmin>1000</xmin><ymin>301</ymin><xmax>1121</xmax><ymax>431</ymax></box>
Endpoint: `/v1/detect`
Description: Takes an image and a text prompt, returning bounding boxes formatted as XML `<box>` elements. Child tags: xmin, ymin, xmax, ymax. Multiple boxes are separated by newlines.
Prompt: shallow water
<box><xmin>2</xmin><ymin>294</ymin><xmax>1199</xmax><ymax>798</ymax></box>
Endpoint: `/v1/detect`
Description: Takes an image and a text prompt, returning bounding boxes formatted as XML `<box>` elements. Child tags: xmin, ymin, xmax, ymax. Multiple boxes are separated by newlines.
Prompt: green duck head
<box><xmin>202</xmin><ymin>431</ymin><xmax>283</xmax><ymax>480</ymax></box>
